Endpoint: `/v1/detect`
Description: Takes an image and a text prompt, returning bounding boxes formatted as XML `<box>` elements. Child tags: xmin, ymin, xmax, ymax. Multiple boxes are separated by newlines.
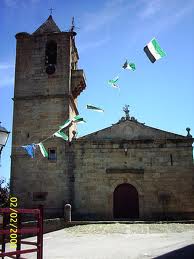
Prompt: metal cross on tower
<box><xmin>48</xmin><ymin>8</ymin><xmax>54</xmax><ymax>15</ymax></box>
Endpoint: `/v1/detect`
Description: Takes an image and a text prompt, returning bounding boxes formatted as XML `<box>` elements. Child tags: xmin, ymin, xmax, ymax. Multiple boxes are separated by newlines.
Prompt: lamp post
<box><xmin>0</xmin><ymin>122</ymin><xmax>10</xmax><ymax>163</ymax></box>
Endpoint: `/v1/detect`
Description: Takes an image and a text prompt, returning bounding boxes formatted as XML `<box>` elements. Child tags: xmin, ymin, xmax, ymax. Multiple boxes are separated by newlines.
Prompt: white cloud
<box><xmin>169</xmin><ymin>2</ymin><xmax>194</xmax><ymax>23</ymax></box>
<box><xmin>0</xmin><ymin>63</ymin><xmax>14</xmax><ymax>69</ymax></box>
<box><xmin>0</xmin><ymin>62</ymin><xmax>14</xmax><ymax>88</ymax></box>
<box><xmin>0</xmin><ymin>76</ymin><xmax>14</xmax><ymax>87</ymax></box>
<box><xmin>4</xmin><ymin>0</ymin><xmax>17</xmax><ymax>7</ymax></box>
<box><xmin>128</xmin><ymin>1</ymin><xmax>194</xmax><ymax>48</ymax></box>
<box><xmin>82</xmin><ymin>0</ymin><xmax>140</xmax><ymax>32</ymax></box>
<box><xmin>4</xmin><ymin>0</ymin><xmax>40</xmax><ymax>7</ymax></box>
<box><xmin>138</xmin><ymin>0</ymin><xmax>164</xmax><ymax>19</ymax></box>
<box><xmin>79</xmin><ymin>37</ymin><xmax>110</xmax><ymax>53</ymax></box>
<box><xmin>149</xmin><ymin>1</ymin><xmax>194</xmax><ymax>33</ymax></box>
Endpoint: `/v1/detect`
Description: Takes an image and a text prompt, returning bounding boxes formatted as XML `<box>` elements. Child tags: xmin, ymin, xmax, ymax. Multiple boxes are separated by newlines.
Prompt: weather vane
<box><xmin>71</xmin><ymin>17</ymin><xmax>75</xmax><ymax>32</ymax></box>
<box><xmin>69</xmin><ymin>17</ymin><xmax>80</xmax><ymax>32</ymax></box>
<box><xmin>48</xmin><ymin>8</ymin><xmax>54</xmax><ymax>15</ymax></box>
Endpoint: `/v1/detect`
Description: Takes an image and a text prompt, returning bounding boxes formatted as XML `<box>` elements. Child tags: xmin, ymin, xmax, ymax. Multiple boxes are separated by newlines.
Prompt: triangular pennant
<box><xmin>54</xmin><ymin>131</ymin><xmax>69</xmax><ymax>141</ymax></box>
<box><xmin>108</xmin><ymin>76</ymin><xmax>119</xmax><ymax>88</ymax></box>
<box><xmin>122</xmin><ymin>60</ymin><xmax>136</xmax><ymax>71</ymax></box>
<box><xmin>86</xmin><ymin>104</ymin><xmax>104</xmax><ymax>112</ymax></box>
<box><xmin>59</xmin><ymin>119</ymin><xmax>72</xmax><ymax>130</ymax></box>
<box><xmin>21</xmin><ymin>144</ymin><xmax>36</xmax><ymax>158</ymax></box>
<box><xmin>72</xmin><ymin>115</ymin><xmax>86</xmax><ymax>123</ymax></box>
<box><xmin>38</xmin><ymin>143</ymin><xmax>48</xmax><ymax>158</ymax></box>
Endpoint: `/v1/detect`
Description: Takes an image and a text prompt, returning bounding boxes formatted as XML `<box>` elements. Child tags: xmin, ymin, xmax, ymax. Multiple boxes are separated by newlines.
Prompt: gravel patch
<box><xmin>64</xmin><ymin>223</ymin><xmax>194</xmax><ymax>235</ymax></box>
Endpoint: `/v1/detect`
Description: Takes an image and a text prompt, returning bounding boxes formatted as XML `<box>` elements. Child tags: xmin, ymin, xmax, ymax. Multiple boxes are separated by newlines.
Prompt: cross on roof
<box><xmin>48</xmin><ymin>8</ymin><xmax>54</xmax><ymax>15</ymax></box>
<box><xmin>123</xmin><ymin>105</ymin><xmax>130</xmax><ymax>119</ymax></box>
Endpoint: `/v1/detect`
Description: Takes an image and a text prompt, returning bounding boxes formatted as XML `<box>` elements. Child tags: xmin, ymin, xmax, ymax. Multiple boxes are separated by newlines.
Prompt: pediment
<box><xmin>80</xmin><ymin>119</ymin><xmax>187</xmax><ymax>141</ymax></box>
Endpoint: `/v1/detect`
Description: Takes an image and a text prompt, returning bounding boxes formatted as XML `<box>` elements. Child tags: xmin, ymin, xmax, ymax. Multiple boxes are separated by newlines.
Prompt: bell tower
<box><xmin>10</xmin><ymin>16</ymin><xmax>86</xmax><ymax>216</ymax></box>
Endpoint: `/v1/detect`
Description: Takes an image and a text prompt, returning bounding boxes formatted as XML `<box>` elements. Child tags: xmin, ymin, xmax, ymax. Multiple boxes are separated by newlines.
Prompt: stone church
<box><xmin>10</xmin><ymin>16</ymin><xmax>194</xmax><ymax>220</ymax></box>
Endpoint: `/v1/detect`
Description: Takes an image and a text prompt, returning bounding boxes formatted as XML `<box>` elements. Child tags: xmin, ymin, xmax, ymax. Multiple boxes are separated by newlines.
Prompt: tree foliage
<box><xmin>0</xmin><ymin>177</ymin><xmax>10</xmax><ymax>208</ymax></box>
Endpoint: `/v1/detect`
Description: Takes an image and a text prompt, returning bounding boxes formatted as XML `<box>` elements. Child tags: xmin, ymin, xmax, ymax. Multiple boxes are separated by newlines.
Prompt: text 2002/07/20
<box><xmin>9</xmin><ymin>197</ymin><xmax>18</xmax><ymax>248</ymax></box>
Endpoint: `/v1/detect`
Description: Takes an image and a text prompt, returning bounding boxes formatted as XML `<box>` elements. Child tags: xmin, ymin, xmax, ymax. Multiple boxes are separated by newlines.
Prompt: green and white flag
<box><xmin>108</xmin><ymin>76</ymin><xmax>119</xmax><ymax>88</ymax></box>
<box><xmin>86</xmin><ymin>104</ymin><xmax>104</xmax><ymax>112</ymax></box>
<box><xmin>54</xmin><ymin>131</ymin><xmax>69</xmax><ymax>141</ymax></box>
<box><xmin>144</xmin><ymin>38</ymin><xmax>166</xmax><ymax>63</ymax></box>
<box><xmin>122</xmin><ymin>60</ymin><xmax>136</xmax><ymax>71</ymax></box>
<box><xmin>38</xmin><ymin>142</ymin><xmax>48</xmax><ymax>158</ymax></box>
<box><xmin>72</xmin><ymin>115</ymin><xmax>86</xmax><ymax>123</ymax></box>
<box><xmin>59</xmin><ymin>119</ymin><xmax>71</xmax><ymax>130</ymax></box>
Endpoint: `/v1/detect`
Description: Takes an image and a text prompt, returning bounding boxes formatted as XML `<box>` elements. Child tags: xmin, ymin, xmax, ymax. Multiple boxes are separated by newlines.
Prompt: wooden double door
<box><xmin>113</xmin><ymin>183</ymin><xmax>139</xmax><ymax>219</ymax></box>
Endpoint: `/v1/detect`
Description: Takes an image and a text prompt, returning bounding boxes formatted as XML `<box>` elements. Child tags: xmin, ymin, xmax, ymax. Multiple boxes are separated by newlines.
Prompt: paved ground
<box><xmin>4</xmin><ymin>224</ymin><xmax>194</xmax><ymax>259</ymax></box>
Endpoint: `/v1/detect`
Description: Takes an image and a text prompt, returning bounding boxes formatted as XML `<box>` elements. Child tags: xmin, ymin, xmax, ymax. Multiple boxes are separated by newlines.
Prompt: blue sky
<box><xmin>1</xmin><ymin>0</ymin><xmax>194</xmax><ymax>181</ymax></box>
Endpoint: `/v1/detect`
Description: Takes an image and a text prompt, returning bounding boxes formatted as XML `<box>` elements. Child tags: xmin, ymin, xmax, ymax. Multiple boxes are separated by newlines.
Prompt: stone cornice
<box><xmin>13</xmin><ymin>93</ymin><xmax>78</xmax><ymax>102</ymax></box>
<box><xmin>74</xmin><ymin>138</ymin><xmax>194</xmax><ymax>145</ymax></box>
<box><xmin>12</xmin><ymin>93</ymin><xmax>79</xmax><ymax>115</ymax></box>
<box><xmin>13</xmin><ymin>94</ymin><xmax>68</xmax><ymax>101</ymax></box>
<box><xmin>106</xmin><ymin>168</ymin><xmax>144</xmax><ymax>174</ymax></box>
<box><xmin>15</xmin><ymin>31</ymin><xmax>75</xmax><ymax>40</ymax></box>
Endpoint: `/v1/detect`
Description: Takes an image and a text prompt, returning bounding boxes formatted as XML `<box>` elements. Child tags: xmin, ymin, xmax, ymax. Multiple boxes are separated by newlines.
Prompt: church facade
<box><xmin>10</xmin><ymin>16</ymin><xmax>194</xmax><ymax>220</ymax></box>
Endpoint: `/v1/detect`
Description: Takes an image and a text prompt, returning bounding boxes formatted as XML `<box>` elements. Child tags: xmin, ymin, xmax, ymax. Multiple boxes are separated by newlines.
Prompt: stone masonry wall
<box><xmin>11</xmin><ymin>32</ymin><xmax>73</xmax><ymax>215</ymax></box>
<box><xmin>14</xmin><ymin>33</ymin><xmax>71</xmax><ymax>97</ymax></box>
<box><xmin>72</xmin><ymin>140</ymin><xmax>194</xmax><ymax>220</ymax></box>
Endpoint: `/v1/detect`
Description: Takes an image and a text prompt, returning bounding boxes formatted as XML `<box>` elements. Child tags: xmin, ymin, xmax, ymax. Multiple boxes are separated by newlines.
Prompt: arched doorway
<box><xmin>113</xmin><ymin>183</ymin><xmax>139</xmax><ymax>219</ymax></box>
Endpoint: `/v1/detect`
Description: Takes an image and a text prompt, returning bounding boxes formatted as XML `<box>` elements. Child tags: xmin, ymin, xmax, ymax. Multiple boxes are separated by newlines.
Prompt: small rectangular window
<box><xmin>33</xmin><ymin>192</ymin><xmax>48</xmax><ymax>201</ymax></box>
<box><xmin>48</xmin><ymin>148</ymin><xmax>57</xmax><ymax>161</ymax></box>
<box><xmin>170</xmin><ymin>154</ymin><xmax>173</xmax><ymax>166</ymax></box>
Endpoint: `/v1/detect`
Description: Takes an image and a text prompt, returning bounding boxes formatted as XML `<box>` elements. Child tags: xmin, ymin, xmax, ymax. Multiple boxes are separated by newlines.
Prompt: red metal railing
<box><xmin>0</xmin><ymin>206</ymin><xmax>43</xmax><ymax>259</ymax></box>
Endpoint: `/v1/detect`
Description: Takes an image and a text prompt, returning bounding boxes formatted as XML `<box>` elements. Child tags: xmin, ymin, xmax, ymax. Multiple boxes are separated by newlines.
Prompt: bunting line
<box><xmin>14</xmin><ymin>115</ymin><xmax>86</xmax><ymax>158</ymax></box>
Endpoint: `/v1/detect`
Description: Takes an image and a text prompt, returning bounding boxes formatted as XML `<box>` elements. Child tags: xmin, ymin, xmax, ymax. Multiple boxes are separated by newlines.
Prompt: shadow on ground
<box><xmin>154</xmin><ymin>244</ymin><xmax>194</xmax><ymax>259</ymax></box>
